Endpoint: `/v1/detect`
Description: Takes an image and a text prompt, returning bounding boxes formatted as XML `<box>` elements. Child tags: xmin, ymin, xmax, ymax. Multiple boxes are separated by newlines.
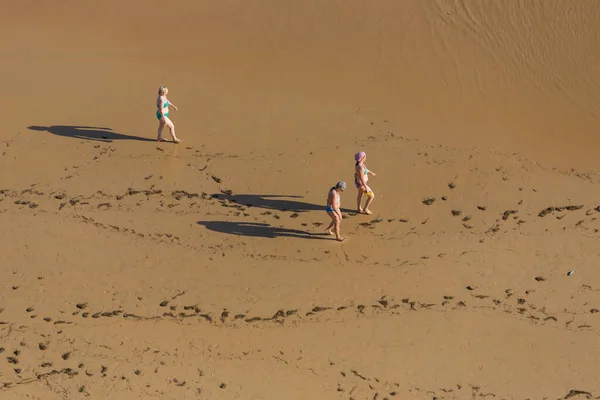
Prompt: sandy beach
<box><xmin>2</xmin><ymin>1</ymin><xmax>600</xmax><ymax>399</ymax></box>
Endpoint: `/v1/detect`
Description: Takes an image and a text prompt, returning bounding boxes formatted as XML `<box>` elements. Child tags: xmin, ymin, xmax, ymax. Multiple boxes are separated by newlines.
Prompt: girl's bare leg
<box><xmin>356</xmin><ymin>190</ymin><xmax>364</xmax><ymax>212</ymax></box>
<box><xmin>325</xmin><ymin>212</ymin><xmax>336</xmax><ymax>234</ymax></box>
<box><xmin>363</xmin><ymin>189</ymin><xmax>375</xmax><ymax>214</ymax></box>
<box><xmin>157</xmin><ymin>119</ymin><xmax>166</xmax><ymax>141</ymax></box>
<box><xmin>334</xmin><ymin>218</ymin><xmax>345</xmax><ymax>241</ymax></box>
<box><xmin>325</xmin><ymin>222</ymin><xmax>334</xmax><ymax>234</ymax></box>
<box><xmin>164</xmin><ymin>117</ymin><xmax>181</xmax><ymax>143</ymax></box>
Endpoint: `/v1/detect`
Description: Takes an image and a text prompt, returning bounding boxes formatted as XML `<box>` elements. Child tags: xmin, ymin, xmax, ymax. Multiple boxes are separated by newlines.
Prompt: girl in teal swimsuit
<box><xmin>156</xmin><ymin>85</ymin><xmax>182</xmax><ymax>143</ymax></box>
<box><xmin>354</xmin><ymin>151</ymin><xmax>376</xmax><ymax>214</ymax></box>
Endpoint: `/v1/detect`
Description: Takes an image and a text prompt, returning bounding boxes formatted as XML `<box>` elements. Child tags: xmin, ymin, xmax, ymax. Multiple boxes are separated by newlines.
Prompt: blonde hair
<box><xmin>158</xmin><ymin>85</ymin><xmax>167</xmax><ymax>95</ymax></box>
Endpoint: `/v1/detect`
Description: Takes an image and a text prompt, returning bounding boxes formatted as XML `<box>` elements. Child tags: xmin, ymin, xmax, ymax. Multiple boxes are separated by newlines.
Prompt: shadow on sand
<box><xmin>28</xmin><ymin>125</ymin><xmax>155</xmax><ymax>142</ymax></box>
<box><xmin>212</xmin><ymin>193</ymin><xmax>354</xmax><ymax>213</ymax></box>
<box><xmin>197</xmin><ymin>221</ymin><xmax>331</xmax><ymax>240</ymax></box>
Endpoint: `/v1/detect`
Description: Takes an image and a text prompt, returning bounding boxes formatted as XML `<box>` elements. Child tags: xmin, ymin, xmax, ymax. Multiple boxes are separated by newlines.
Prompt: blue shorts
<box><xmin>326</xmin><ymin>206</ymin><xmax>334</xmax><ymax>212</ymax></box>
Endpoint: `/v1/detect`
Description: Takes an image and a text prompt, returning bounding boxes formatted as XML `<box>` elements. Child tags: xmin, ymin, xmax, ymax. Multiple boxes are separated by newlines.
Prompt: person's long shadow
<box><xmin>28</xmin><ymin>125</ymin><xmax>155</xmax><ymax>142</ymax></box>
<box><xmin>212</xmin><ymin>193</ymin><xmax>354</xmax><ymax>213</ymax></box>
<box><xmin>197</xmin><ymin>221</ymin><xmax>331</xmax><ymax>240</ymax></box>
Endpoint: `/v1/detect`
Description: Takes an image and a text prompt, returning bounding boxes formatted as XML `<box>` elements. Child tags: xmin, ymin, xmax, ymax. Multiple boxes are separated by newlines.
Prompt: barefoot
<box><xmin>157</xmin><ymin>137</ymin><xmax>167</xmax><ymax>142</ymax></box>
<box><xmin>173</xmin><ymin>138</ymin><xmax>182</xmax><ymax>143</ymax></box>
<box><xmin>357</xmin><ymin>208</ymin><xmax>363</xmax><ymax>213</ymax></box>
<box><xmin>336</xmin><ymin>237</ymin><xmax>346</xmax><ymax>242</ymax></box>
<box><xmin>325</xmin><ymin>228</ymin><xmax>334</xmax><ymax>235</ymax></box>
<box><xmin>363</xmin><ymin>209</ymin><xmax>372</xmax><ymax>215</ymax></box>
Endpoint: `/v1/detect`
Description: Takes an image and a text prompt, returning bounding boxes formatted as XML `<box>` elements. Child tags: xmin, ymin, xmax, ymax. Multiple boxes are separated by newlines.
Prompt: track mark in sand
<box><xmin>13</xmin><ymin>200</ymin><xmax>39</xmax><ymax>209</ymax></box>
<box><xmin>2</xmin><ymin>185</ymin><xmax>213</xmax><ymax>215</ymax></box>
<box><xmin>564</xmin><ymin>389</ymin><xmax>593</xmax><ymax>399</ymax></box>
<box><xmin>305</xmin><ymin>306</ymin><xmax>332</xmax><ymax>317</ymax></box>
<box><xmin>73</xmin><ymin>214</ymin><xmax>182</xmax><ymax>247</ymax></box>
<box><xmin>116</xmin><ymin>187</ymin><xmax>163</xmax><ymax>200</ymax></box>
<box><xmin>358</xmin><ymin>218</ymin><xmax>384</xmax><ymax>230</ymax></box>
<box><xmin>502</xmin><ymin>209</ymin><xmax>518</xmax><ymax>220</ymax></box>
<box><xmin>351</xmin><ymin>369</ymin><xmax>368</xmax><ymax>380</ymax></box>
<box><xmin>538</xmin><ymin>205</ymin><xmax>584</xmax><ymax>217</ymax></box>
<box><xmin>8</xmin><ymin>292</ymin><xmax>567</xmax><ymax>338</ymax></box>
<box><xmin>172</xmin><ymin>190</ymin><xmax>203</xmax><ymax>200</ymax></box>
<box><xmin>334</xmin><ymin>353</ymin><xmax>495</xmax><ymax>400</ymax></box>
<box><xmin>171</xmin><ymin>290</ymin><xmax>188</xmax><ymax>300</ymax></box>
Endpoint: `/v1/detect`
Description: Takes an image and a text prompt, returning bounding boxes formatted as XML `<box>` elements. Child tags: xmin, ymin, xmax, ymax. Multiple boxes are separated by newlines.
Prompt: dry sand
<box><xmin>2</xmin><ymin>1</ymin><xmax>600</xmax><ymax>399</ymax></box>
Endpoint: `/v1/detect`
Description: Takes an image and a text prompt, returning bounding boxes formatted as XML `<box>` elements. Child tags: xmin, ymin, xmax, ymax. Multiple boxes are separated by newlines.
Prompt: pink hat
<box><xmin>355</xmin><ymin>151</ymin><xmax>366</xmax><ymax>162</ymax></box>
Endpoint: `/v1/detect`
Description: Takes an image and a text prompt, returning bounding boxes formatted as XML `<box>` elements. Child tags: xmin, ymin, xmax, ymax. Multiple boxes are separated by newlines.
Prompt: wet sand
<box><xmin>1</xmin><ymin>1</ymin><xmax>600</xmax><ymax>399</ymax></box>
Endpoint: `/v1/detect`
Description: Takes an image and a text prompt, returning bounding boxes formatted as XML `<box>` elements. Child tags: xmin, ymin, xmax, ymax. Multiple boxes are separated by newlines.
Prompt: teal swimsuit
<box><xmin>156</xmin><ymin>100</ymin><xmax>169</xmax><ymax>119</ymax></box>
<box><xmin>354</xmin><ymin>163</ymin><xmax>368</xmax><ymax>188</ymax></box>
